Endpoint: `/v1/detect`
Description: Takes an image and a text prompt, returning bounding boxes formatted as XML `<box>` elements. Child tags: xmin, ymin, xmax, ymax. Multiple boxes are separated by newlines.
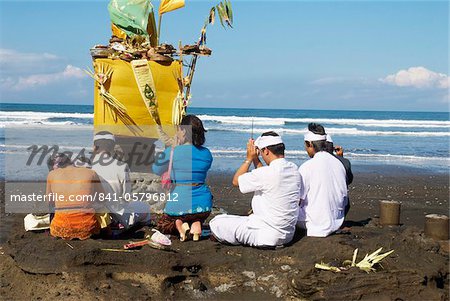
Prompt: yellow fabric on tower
<box><xmin>93</xmin><ymin>59</ymin><xmax>181</xmax><ymax>138</ymax></box>
<box><xmin>159</xmin><ymin>0</ymin><xmax>185</xmax><ymax>15</ymax></box>
<box><xmin>111</xmin><ymin>23</ymin><xmax>127</xmax><ymax>39</ymax></box>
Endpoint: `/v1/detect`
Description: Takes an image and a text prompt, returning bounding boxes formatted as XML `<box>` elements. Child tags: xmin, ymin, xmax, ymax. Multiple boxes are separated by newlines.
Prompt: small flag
<box><xmin>159</xmin><ymin>0</ymin><xmax>185</xmax><ymax>15</ymax></box>
<box><xmin>111</xmin><ymin>23</ymin><xmax>127</xmax><ymax>39</ymax></box>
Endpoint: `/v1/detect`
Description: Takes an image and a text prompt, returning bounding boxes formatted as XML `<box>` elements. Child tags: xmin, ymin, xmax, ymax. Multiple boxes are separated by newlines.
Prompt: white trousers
<box><xmin>209</xmin><ymin>214</ymin><xmax>289</xmax><ymax>247</ymax></box>
<box><xmin>113</xmin><ymin>201</ymin><xmax>151</xmax><ymax>228</ymax></box>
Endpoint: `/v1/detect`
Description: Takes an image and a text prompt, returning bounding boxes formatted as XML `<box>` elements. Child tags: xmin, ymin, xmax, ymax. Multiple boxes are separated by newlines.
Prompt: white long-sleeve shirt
<box><xmin>92</xmin><ymin>153</ymin><xmax>131</xmax><ymax>216</ymax></box>
<box><xmin>238</xmin><ymin>158</ymin><xmax>301</xmax><ymax>245</ymax></box>
<box><xmin>298</xmin><ymin>151</ymin><xmax>348</xmax><ymax>237</ymax></box>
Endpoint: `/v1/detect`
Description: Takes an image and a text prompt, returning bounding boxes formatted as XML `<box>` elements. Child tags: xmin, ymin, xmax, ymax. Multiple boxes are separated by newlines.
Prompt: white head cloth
<box><xmin>326</xmin><ymin>134</ymin><xmax>333</xmax><ymax>143</ymax></box>
<box><xmin>254</xmin><ymin>135</ymin><xmax>283</xmax><ymax>149</ymax></box>
<box><xmin>93</xmin><ymin>133</ymin><xmax>115</xmax><ymax>142</ymax></box>
<box><xmin>304</xmin><ymin>131</ymin><xmax>327</xmax><ymax>142</ymax></box>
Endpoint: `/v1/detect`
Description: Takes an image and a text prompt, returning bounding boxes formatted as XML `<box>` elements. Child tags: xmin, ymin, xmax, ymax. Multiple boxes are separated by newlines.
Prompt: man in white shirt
<box><xmin>91</xmin><ymin>131</ymin><xmax>150</xmax><ymax>229</ymax></box>
<box><xmin>297</xmin><ymin>123</ymin><xmax>348</xmax><ymax>237</ymax></box>
<box><xmin>210</xmin><ymin>132</ymin><xmax>300</xmax><ymax>247</ymax></box>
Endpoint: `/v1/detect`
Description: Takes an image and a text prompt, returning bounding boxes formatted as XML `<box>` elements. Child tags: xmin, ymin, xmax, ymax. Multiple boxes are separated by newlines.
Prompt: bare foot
<box><xmin>176</xmin><ymin>219</ymin><xmax>190</xmax><ymax>241</ymax></box>
<box><xmin>190</xmin><ymin>221</ymin><xmax>202</xmax><ymax>241</ymax></box>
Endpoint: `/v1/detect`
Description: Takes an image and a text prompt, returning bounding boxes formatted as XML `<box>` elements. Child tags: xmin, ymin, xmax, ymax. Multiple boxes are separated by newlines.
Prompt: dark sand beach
<box><xmin>1</xmin><ymin>165</ymin><xmax>449</xmax><ymax>300</ymax></box>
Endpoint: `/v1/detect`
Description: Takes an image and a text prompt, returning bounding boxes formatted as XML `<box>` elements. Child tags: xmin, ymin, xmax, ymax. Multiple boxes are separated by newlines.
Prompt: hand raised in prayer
<box><xmin>246</xmin><ymin>139</ymin><xmax>258</xmax><ymax>161</ymax></box>
<box><xmin>334</xmin><ymin>145</ymin><xmax>344</xmax><ymax>157</ymax></box>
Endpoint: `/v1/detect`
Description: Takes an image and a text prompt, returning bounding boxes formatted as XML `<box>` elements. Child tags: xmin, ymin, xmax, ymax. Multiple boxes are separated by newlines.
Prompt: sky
<box><xmin>0</xmin><ymin>0</ymin><xmax>448</xmax><ymax>112</ymax></box>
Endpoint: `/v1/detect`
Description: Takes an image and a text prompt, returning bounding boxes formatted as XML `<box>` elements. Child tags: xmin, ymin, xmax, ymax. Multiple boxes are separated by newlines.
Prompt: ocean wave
<box><xmin>0</xmin><ymin>111</ymin><xmax>93</xmax><ymax>128</ymax></box>
<box><xmin>0</xmin><ymin>121</ymin><xmax>93</xmax><ymax>128</ymax></box>
<box><xmin>2</xmin><ymin>111</ymin><xmax>448</xmax><ymax>130</ymax></box>
<box><xmin>198</xmin><ymin>114</ymin><xmax>450</xmax><ymax>128</ymax></box>
<box><xmin>1</xmin><ymin>120</ymin><xmax>78</xmax><ymax>126</ymax></box>
<box><xmin>209</xmin><ymin>148</ymin><xmax>308</xmax><ymax>158</ymax></box>
<box><xmin>206</xmin><ymin>126</ymin><xmax>450</xmax><ymax>137</ymax></box>
<box><xmin>2</xmin><ymin>145</ymin><xmax>448</xmax><ymax>167</ymax></box>
<box><xmin>209</xmin><ymin>148</ymin><xmax>449</xmax><ymax>164</ymax></box>
<box><xmin>0</xmin><ymin>144</ymin><xmax>90</xmax><ymax>151</ymax></box>
<box><xmin>0</xmin><ymin>111</ymin><xmax>93</xmax><ymax>119</ymax></box>
<box><xmin>345</xmin><ymin>152</ymin><xmax>450</xmax><ymax>162</ymax></box>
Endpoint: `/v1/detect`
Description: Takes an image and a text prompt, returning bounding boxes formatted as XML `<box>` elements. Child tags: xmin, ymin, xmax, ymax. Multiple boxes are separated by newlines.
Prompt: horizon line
<box><xmin>0</xmin><ymin>102</ymin><xmax>449</xmax><ymax>114</ymax></box>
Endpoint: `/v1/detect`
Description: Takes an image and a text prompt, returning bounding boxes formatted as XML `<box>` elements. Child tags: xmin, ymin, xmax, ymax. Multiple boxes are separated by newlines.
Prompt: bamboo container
<box><xmin>424</xmin><ymin>214</ymin><xmax>449</xmax><ymax>241</ymax></box>
<box><xmin>379</xmin><ymin>200</ymin><xmax>401</xmax><ymax>226</ymax></box>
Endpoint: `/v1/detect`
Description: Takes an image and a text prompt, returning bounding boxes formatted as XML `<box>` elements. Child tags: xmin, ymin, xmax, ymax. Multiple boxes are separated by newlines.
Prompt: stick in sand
<box><xmin>101</xmin><ymin>248</ymin><xmax>135</xmax><ymax>253</ymax></box>
<box><xmin>251</xmin><ymin>118</ymin><xmax>254</xmax><ymax>139</ymax></box>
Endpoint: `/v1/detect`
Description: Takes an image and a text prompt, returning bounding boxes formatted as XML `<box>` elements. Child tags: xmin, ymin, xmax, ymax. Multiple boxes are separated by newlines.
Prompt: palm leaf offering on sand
<box><xmin>315</xmin><ymin>262</ymin><xmax>342</xmax><ymax>272</ymax></box>
<box><xmin>315</xmin><ymin>247</ymin><xmax>395</xmax><ymax>273</ymax></box>
<box><xmin>355</xmin><ymin>248</ymin><xmax>395</xmax><ymax>273</ymax></box>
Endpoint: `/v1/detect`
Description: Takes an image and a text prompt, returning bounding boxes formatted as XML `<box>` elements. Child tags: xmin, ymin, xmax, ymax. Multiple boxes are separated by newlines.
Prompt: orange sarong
<box><xmin>50</xmin><ymin>196</ymin><xmax>101</xmax><ymax>240</ymax></box>
<box><xmin>50</xmin><ymin>211</ymin><xmax>100</xmax><ymax>240</ymax></box>
<box><xmin>47</xmin><ymin>171</ymin><xmax>104</xmax><ymax>240</ymax></box>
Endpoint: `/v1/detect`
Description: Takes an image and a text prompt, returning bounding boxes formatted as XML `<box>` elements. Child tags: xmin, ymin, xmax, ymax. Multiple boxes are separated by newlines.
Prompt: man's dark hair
<box><xmin>325</xmin><ymin>141</ymin><xmax>334</xmax><ymax>154</ymax></box>
<box><xmin>76</xmin><ymin>156</ymin><xmax>92</xmax><ymax>165</ymax></box>
<box><xmin>261</xmin><ymin>131</ymin><xmax>285</xmax><ymax>156</ymax></box>
<box><xmin>94</xmin><ymin>131</ymin><xmax>115</xmax><ymax>154</ymax></box>
<box><xmin>180</xmin><ymin>115</ymin><xmax>207</xmax><ymax>147</ymax></box>
<box><xmin>308</xmin><ymin>123</ymin><xmax>326</xmax><ymax>135</ymax></box>
<box><xmin>306</xmin><ymin>123</ymin><xmax>327</xmax><ymax>152</ymax></box>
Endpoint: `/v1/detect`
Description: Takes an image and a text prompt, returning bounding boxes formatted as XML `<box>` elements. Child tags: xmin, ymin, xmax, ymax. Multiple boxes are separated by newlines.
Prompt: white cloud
<box><xmin>0</xmin><ymin>48</ymin><xmax>59</xmax><ymax>64</ymax></box>
<box><xmin>2</xmin><ymin>65</ymin><xmax>86</xmax><ymax>91</ymax></box>
<box><xmin>309</xmin><ymin>76</ymin><xmax>371</xmax><ymax>86</ymax></box>
<box><xmin>380</xmin><ymin>66</ymin><xmax>449</xmax><ymax>89</ymax></box>
<box><xmin>309</xmin><ymin>77</ymin><xmax>348</xmax><ymax>85</ymax></box>
<box><xmin>0</xmin><ymin>48</ymin><xmax>62</xmax><ymax>75</ymax></box>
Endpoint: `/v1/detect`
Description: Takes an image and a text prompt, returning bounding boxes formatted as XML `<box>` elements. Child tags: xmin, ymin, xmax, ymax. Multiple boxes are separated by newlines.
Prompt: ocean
<box><xmin>0</xmin><ymin>103</ymin><xmax>449</xmax><ymax>180</ymax></box>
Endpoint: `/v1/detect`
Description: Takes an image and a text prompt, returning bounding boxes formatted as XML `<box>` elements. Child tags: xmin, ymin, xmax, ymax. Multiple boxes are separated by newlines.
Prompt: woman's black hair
<box><xmin>180</xmin><ymin>115</ymin><xmax>207</xmax><ymax>147</ymax></box>
<box><xmin>47</xmin><ymin>153</ymin><xmax>71</xmax><ymax>171</ymax></box>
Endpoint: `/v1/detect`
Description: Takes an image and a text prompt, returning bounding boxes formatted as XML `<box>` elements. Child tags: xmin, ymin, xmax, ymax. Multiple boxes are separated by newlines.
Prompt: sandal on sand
<box><xmin>151</xmin><ymin>229</ymin><xmax>172</xmax><ymax>246</ymax></box>
<box><xmin>191</xmin><ymin>227</ymin><xmax>206</xmax><ymax>242</ymax></box>
<box><xmin>180</xmin><ymin>223</ymin><xmax>190</xmax><ymax>242</ymax></box>
<box><xmin>192</xmin><ymin>233</ymin><xmax>201</xmax><ymax>241</ymax></box>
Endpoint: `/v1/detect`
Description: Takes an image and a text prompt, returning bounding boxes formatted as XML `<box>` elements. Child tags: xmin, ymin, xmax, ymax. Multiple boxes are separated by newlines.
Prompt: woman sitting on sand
<box><xmin>153</xmin><ymin>115</ymin><xmax>213</xmax><ymax>241</ymax></box>
<box><xmin>47</xmin><ymin>153</ymin><xmax>105</xmax><ymax>240</ymax></box>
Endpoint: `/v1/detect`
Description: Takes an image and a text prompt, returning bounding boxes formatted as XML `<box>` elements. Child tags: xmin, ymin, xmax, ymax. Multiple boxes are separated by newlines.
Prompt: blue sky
<box><xmin>0</xmin><ymin>0</ymin><xmax>448</xmax><ymax>111</ymax></box>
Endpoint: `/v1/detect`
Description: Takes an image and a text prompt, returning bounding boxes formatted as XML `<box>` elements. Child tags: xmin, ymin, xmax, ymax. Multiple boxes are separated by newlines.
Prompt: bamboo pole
<box><xmin>178</xmin><ymin>40</ymin><xmax>184</xmax><ymax>91</ymax></box>
<box><xmin>185</xmin><ymin>54</ymin><xmax>198</xmax><ymax>100</ymax></box>
<box><xmin>157</xmin><ymin>14</ymin><xmax>163</xmax><ymax>45</ymax></box>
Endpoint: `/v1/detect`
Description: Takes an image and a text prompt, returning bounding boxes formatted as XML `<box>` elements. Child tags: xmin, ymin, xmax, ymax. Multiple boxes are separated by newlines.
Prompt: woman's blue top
<box><xmin>152</xmin><ymin>144</ymin><xmax>213</xmax><ymax>216</ymax></box>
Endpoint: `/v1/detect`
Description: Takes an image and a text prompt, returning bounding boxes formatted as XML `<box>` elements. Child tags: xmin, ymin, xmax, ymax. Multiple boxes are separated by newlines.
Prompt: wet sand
<box><xmin>1</xmin><ymin>165</ymin><xmax>449</xmax><ymax>300</ymax></box>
